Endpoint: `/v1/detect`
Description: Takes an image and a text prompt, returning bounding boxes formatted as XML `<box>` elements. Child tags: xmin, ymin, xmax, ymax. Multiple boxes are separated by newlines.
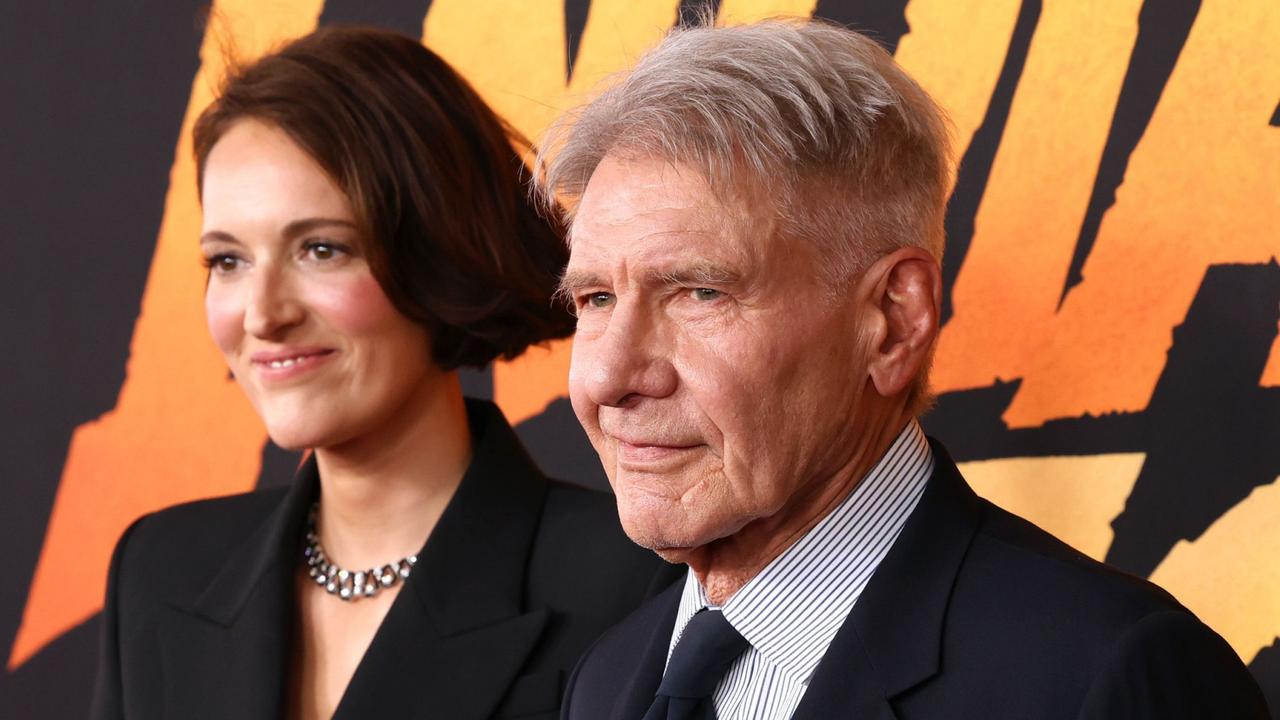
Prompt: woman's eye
<box><xmin>690</xmin><ymin>287</ymin><xmax>723</xmax><ymax>302</ymax></box>
<box><xmin>203</xmin><ymin>254</ymin><xmax>243</xmax><ymax>274</ymax></box>
<box><xmin>306</xmin><ymin>242</ymin><xmax>341</xmax><ymax>261</ymax></box>
<box><xmin>585</xmin><ymin>292</ymin><xmax>615</xmax><ymax>309</ymax></box>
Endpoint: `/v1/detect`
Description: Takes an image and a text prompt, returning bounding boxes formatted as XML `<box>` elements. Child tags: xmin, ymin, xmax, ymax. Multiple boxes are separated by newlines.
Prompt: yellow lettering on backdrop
<box><xmin>894</xmin><ymin>0</ymin><xmax>1022</xmax><ymax>185</ymax></box>
<box><xmin>8</xmin><ymin>0</ymin><xmax>323</xmax><ymax>670</ymax></box>
<box><xmin>932</xmin><ymin>0</ymin><xmax>1144</xmax><ymax>404</ymax></box>
<box><xmin>1151</xmin><ymin>476</ymin><xmax>1280</xmax><ymax>664</ymax></box>
<box><xmin>1003</xmin><ymin>0</ymin><xmax>1280</xmax><ymax>426</ymax></box>
<box><xmin>958</xmin><ymin>454</ymin><xmax>1146</xmax><ymax>561</ymax></box>
<box><xmin>566</xmin><ymin>0</ymin><xmax>681</xmax><ymax>94</ymax></box>
<box><xmin>716</xmin><ymin>0</ymin><xmax>817</xmax><ymax>25</ymax></box>
<box><xmin>422</xmin><ymin>0</ymin><xmax>567</xmax><ymax>144</ymax></box>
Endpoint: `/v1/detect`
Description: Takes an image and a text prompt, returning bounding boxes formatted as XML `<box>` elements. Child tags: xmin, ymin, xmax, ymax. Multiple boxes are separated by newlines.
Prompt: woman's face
<box><xmin>200</xmin><ymin>119</ymin><xmax>439</xmax><ymax>451</ymax></box>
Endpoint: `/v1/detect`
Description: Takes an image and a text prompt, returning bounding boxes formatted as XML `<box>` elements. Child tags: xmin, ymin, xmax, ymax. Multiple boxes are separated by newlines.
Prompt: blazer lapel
<box><xmin>792</xmin><ymin>441</ymin><xmax>982</xmax><ymax>720</ymax></box>
<box><xmin>609</xmin><ymin>580</ymin><xmax>683</xmax><ymax>720</ymax></box>
<box><xmin>158</xmin><ymin>458</ymin><xmax>317</xmax><ymax>720</ymax></box>
<box><xmin>334</xmin><ymin>399</ymin><xmax>555</xmax><ymax>719</ymax></box>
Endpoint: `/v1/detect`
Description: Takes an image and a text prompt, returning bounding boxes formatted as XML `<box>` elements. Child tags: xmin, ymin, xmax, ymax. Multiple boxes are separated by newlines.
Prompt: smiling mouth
<box><xmin>263</xmin><ymin>355</ymin><xmax>316</xmax><ymax>369</ymax></box>
<box><xmin>250</xmin><ymin>349</ymin><xmax>335</xmax><ymax>381</ymax></box>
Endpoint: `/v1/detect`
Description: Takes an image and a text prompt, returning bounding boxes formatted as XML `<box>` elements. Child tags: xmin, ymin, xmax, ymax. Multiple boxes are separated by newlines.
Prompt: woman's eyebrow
<box><xmin>199</xmin><ymin>230</ymin><xmax>241</xmax><ymax>245</ymax></box>
<box><xmin>281</xmin><ymin>217</ymin><xmax>358</xmax><ymax>239</ymax></box>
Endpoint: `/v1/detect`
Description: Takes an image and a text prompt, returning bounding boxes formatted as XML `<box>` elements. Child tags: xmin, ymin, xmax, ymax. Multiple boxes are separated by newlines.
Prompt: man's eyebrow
<box><xmin>556</xmin><ymin>269</ymin><xmax>605</xmax><ymax>306</ymax></box>
<box><xmin>648</xmin><ymin>263</ymin><xmax>742</xmax><ymax>287</ymax></box>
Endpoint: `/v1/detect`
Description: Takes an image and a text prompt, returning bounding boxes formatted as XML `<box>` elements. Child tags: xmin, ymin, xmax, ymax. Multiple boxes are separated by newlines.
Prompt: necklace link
<box><xmin>303</xmin><ymin>503</ymin><xmax>418</xmax><ymax>602</ymax></box>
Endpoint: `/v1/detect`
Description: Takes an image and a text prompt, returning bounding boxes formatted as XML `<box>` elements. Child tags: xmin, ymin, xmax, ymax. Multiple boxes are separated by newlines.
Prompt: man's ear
<box><xmin>857</xmin><ymin>247</ymin><xmax>941</xmax><ymax>399</ymax></box>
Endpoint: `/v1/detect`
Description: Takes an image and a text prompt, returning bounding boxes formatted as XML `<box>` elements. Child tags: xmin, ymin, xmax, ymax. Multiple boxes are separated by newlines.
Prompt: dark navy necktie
<box><xmin>643</xmin><ymin>609</ymin><xmax>750</xmax><ymax>720</ymax></box>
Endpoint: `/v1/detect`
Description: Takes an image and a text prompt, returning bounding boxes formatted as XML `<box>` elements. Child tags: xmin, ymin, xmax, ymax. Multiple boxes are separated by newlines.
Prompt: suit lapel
<box><xmin>606</xmin><ymin>580</ymin><xmax>683</xmax><ymax>720</ymax></box>
<box><xmin>792</xmin><ymin>441</ymin><xmax>982</xmax><ymax>720</ymax></box>
<box><xmin>334</xmin><ymin>399</ymin><xmax>555</xmax><ymax>719</ymax></box>
<box><xmin>159</xmin><ymin>457</ymin><xmax>316</xmax><ymax>720</ymax></box>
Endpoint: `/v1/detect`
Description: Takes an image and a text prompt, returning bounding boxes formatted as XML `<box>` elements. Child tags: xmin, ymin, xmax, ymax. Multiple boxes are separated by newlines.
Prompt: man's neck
<box><xmin>682</xmin><ymin>410</ymin><xmax>913</xmax><ymax>606</ymax></box>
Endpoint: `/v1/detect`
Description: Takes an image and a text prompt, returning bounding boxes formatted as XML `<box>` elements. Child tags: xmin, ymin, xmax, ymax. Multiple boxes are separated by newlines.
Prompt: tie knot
<box><xmin>658</xmin><ymin>609</ymin><xmax>750</xmax><ymax>700</ymax></box>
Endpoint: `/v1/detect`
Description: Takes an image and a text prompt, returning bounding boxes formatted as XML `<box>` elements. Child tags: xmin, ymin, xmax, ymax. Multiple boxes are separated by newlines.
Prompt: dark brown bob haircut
<box><xmin>193</xmin><ymin>25</ymin><xmax>574</xmax><ymax>369</ymax></box>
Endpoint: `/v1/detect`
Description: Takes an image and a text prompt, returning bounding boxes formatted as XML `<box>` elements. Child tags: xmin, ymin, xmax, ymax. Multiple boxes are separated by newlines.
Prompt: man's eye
<box><xmin>585</xmin><ymin>292</ymin><xmax>615</xmax><ymax>309</ymax></box>
<box><xmin>690</xmin><ymin>288</ymin><xmax>723</xmax><ymax>302</ymax></box>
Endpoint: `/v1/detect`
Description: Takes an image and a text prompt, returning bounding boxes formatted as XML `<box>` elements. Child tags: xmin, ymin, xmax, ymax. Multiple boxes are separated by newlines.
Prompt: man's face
<box><xmin>565</xmin><ymin>155</ymin><xmax>873</xmax><ymax>556</ymax></box>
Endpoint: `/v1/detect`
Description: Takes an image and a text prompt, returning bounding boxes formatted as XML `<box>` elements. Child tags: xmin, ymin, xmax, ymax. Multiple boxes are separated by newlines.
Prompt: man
<box><xmin>536</xmin><ymin>18</ymin><xmax>1268</xmax><ymax>720</ymax></box>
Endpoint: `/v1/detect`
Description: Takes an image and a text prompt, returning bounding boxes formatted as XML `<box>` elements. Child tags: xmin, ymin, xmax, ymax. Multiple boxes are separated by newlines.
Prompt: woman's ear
<box><xmin>859</xmin><ymin>247</ymin><xmax>941</xmax><ymax>399</ymax></box>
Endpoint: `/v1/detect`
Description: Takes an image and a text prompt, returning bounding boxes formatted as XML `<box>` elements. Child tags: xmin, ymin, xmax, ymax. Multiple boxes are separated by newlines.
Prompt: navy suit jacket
<box><xmin>562</xmin><ymin>440</ymin><xmax>1269</xmax><ymax>719</ymax></box>
<box><xmin>91</xmin><ymin>400</ymin><xmax>681</xmax><ymax>720</ymax></box>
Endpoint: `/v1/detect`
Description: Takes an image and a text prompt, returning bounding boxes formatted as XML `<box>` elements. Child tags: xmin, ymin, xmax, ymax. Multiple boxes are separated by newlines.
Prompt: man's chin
<box><xmin>649</xmin><ymin>545</ymin><xmax>702</xmax><ymax>566</ymax></box>
<box><xmin>616</xmin><ymin>507</ymin><xmax>713</xmax><ymax>564</ymax></box>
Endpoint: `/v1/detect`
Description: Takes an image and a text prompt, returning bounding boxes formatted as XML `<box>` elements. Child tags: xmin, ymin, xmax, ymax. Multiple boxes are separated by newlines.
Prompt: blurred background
<box><xmin>1</xmin><ymin>0</ymin><xmax>1277</xmax><ymax>716</ymax></box>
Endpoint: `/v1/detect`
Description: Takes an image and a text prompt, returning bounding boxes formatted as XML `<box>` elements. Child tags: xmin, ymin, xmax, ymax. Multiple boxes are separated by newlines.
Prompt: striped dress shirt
<box><xmin>665</xmin><ymin>420</ymin><xmax>934</xmax><ymax>719</ymax></box>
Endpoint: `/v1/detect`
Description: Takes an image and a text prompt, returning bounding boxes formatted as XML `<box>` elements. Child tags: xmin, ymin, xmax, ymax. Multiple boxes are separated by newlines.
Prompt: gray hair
<box><xmin>535</xmin><ymin>17</ymin><xmax>952</xmax><ymax>281</ymax></box>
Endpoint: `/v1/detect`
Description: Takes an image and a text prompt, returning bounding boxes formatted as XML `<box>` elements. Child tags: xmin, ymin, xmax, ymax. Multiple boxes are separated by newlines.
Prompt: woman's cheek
<box><xmin>309</xmin><ymin>270</ymin><xmax>402</xmax><ymax>336</ymax></box>
<box><xmin>204</xmin><ymin>285</ymin><xmax>244</xmax><ymax>359</ymax></box>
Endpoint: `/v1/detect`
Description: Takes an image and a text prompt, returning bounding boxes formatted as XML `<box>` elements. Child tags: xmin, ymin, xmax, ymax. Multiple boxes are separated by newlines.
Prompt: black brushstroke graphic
<box><xmin>319</xmin><ymin>0</ymin><xmax>433</xmax><ymax>38</ymax></box>
<box><xmin>676</xmin><ymin>0</ymin><xmax>722</xmax><ymax>28</ymax></box>
<box><xmin>923</xmin><ymin>262</ymin><xmax>1280</xmax><ymax>579</ymax></box>
<box><xmin>1059</xmin><ymin>0</ymin><xmax>1201</xmax><ymax>307</ymax></box>
<box><xmin>565</xmin><ymin>0</ymin><xmax>591</xmax><ymax>80</ymax></box>
<box><xmin>1106</xmin><ymin>262</ymin><xmax>1280</xmax><ymax>576</ymax></box>
<box><xmin>812</xmin><ymin>0</ymin><xmax>910</xmax><ymax>54</ymax></box>
<box><xmin>939</xmin><ymin>0</ymin><xmax>1042</xmax><ymax>326</ymax></box>
<box><xmin>1247</xmin><ymin>638</ymin><xmax>1280</xmax><ymax>716</ymax></box>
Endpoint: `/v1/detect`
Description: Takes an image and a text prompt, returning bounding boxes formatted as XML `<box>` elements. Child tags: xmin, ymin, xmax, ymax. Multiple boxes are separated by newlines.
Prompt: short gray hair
<box><xmin>535</xmin><ymin>17</ymin><xmax>952</xmax><ymax>283</ymax></box>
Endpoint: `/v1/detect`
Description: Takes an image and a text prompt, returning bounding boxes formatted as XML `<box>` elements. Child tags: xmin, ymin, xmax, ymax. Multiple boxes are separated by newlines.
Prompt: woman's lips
<box><xmin>249</xmin><ymin>348</ymin><xmax>335</xmax><ymax>384</ymax></box>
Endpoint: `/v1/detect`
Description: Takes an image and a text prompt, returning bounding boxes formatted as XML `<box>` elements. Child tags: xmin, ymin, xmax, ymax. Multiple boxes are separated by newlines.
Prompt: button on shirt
<box><xmin>665</xmin><ymin>420</ymin><xmax>934</xmax><ymax>720</ymax></box>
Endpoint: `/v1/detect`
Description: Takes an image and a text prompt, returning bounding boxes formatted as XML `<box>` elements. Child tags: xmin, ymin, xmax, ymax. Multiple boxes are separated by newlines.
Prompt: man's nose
<box><xmin>243</xmin><ymin>265</ymin><xmax>304</xmax><ymax>339</ymax></box>
<box><xmin>580</xmin><ymin>301</ymin><xmax>677</xmax><ymax>408</ymax></box>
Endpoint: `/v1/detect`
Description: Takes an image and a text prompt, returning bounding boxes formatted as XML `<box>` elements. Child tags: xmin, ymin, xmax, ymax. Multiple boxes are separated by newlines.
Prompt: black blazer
<box><xmin>563</xmin><ymin>440</ymin><xmax>1269</xmax><ymax>719</ymax></box>
<box><xmin>91</xmin><ymin>399</ymin><xmax>681</xmax><ymax>720</ymax></box>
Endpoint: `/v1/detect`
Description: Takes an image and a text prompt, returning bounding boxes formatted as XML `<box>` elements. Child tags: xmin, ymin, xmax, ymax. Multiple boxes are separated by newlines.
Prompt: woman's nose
<box><xmin>242</xmin><ymin>266</ymin><xmax>304</xmax><ymax>339</ymax></box>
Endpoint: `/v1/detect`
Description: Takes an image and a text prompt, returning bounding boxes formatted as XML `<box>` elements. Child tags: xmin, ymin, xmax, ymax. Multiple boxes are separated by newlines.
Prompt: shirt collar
<box><xmin>668</xmin><ymin>419</ymin><xmax>934</xmax><ymax>685</ymax></box>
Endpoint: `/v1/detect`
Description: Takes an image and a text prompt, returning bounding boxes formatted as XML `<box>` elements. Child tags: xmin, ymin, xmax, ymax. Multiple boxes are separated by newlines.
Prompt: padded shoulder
<box><xmin>1076</xmin><ymin>610</ymin><xmax>1269</xmax><ymax>718</ymax></box>
<box><xmin>112</xmin><ymin>488</ymin><xmax>288</xmax><ymax>607</ymax></box>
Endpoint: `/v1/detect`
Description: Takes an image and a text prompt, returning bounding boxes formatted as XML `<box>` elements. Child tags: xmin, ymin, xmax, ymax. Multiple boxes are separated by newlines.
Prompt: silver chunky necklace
<box><xmin>303</xmin><ymin>502</ymin><xmax>418</xmax><ymax>601</ymax></box>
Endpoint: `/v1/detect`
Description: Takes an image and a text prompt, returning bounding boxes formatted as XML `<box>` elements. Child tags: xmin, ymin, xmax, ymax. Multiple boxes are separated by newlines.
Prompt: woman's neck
<box><xmin>312</xmin><ymin>372</ymin><xmax>472</xmax><ymax>569</ymax></box>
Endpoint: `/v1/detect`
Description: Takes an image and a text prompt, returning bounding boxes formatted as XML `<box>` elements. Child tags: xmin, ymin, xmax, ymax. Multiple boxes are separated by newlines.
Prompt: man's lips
<box><xmin>611</xmin><ymin>436</ymin><xmax>702</xmax><ymax>464</ymax></box>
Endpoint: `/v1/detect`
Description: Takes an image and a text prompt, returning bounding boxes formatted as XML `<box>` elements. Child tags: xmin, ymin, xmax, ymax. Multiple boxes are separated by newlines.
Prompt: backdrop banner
<box><xmin>2</xmin><ymin>1</ymin><xmax>1277</xmax><ymax>716</ymax></box>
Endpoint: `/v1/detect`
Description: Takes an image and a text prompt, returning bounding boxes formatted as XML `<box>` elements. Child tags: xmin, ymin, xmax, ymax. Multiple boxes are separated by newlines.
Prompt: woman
<box><xmin>91</xmin><ymin>26</ymin><xmax>676</xmax><ymax>720</ymax></box>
